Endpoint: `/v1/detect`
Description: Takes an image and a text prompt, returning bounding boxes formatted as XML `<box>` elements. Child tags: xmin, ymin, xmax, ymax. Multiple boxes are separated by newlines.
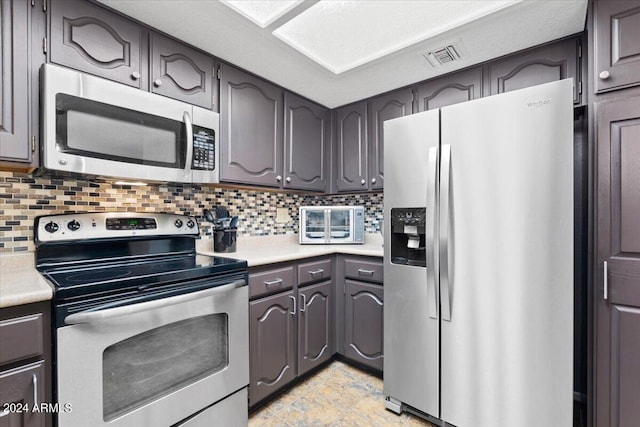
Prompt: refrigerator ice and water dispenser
<box><xmin>390</xmin><ymin>208</ymin><xmax>426</xmax><ymax>267</ymax></box>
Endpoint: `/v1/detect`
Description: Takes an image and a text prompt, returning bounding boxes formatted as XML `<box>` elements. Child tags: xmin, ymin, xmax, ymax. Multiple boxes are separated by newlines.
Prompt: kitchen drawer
<box><xmin>344</xmin><ymin>258</ymin><xmax>383</xmax><ymax>284</ymax></box>
<box><xmin>298</xmin><ymin>259</ymin><xmax>332</xmax><ymax>286</ymax></box>
<box><xmin>249</xmin><ymin>266</ymin><xmax>295</xmax><ymax>299</ymax></box>
<box><xmin>0</xmin><ymin>314</ymin><xmax>43</xmax><ymax>366</ymax></box>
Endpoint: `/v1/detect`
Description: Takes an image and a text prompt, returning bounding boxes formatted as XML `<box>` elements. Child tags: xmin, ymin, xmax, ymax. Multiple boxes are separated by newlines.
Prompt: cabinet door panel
<box><xmin>335</xmin><ymin>103</ymin><xmax>367</xmax><ymax>192</ymax></box>
<box><xmin>369</xmin><ymin>89</ymin><xmax>413</xmax><ymax>190</ymax></box>
<box><xmin>486</xmin><ymin>38</ymin><xmax>580</xmax><ymax>104</ymax></box>
<box><xmin>249</xmin><ymin>291</ymin><xmax>296</xmax><ymax>406</ymax></box>
<box><xmin>150</xmin><ymin>33</ymin><xmax>214</xmax><ymax>109</ymax></box>
<box><xmin>284</xmin><ymin>92</ymin><xmax>329</xmax><ymax>191</ymax></box>
<box><xmin>417</xmin><ymin>66</ymin><xmax>483</xmax><ymax>112</ymax></box>
<box><xmin>298</xmin><ymin>281</ymin><xmax>332</xmax><ymax>376</ymax></box>
<box><xmin>220</xmin><ymin>64</ymin><xmax>283</xmax><ymax>187</ymax></box>
<box><xmin>0</xmin><ymin>361</ymin><xmax>45</xmax><ymax>427</ymax></box>
<box><xmin>49</xmin><ymin>0</ymin><xmax>145</xmax><ymax>88</ymax></box>
<box><xmin>595</xmin><ymin>0</ymin><xmax>640</xmax><ymax>92</ymax></box>
<box><xmin>0</xmin><ymin>0</ymin><xmax>30</xmax><ymax>163</ymax></box>
<box><xmin>596</xmin><ymin>95</ymin><xmax>640</xmax><ymax>427</ymax></box>
<box><xmin>344</xmin><ymin>280</ymin><xmax>383</xmax><ymax>370</ymax></box>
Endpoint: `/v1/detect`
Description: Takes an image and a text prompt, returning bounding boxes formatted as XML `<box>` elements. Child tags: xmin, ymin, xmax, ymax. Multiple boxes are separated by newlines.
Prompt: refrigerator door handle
<box><xmin>440</xmin><ymin>144</ymin><xmax>452</xmax><ymax>322</ymax></box>
<box><xmin>426</xmin><ymin>146</ymin><xmax>439</xmax><ymax>319</ymax></box>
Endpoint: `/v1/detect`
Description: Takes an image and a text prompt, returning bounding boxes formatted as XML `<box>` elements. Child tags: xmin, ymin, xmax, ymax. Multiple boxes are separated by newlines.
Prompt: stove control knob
<box><xmin>174</xmin><ymin>219</ymin><xmax>184</xmax><ymax>228</ymax></box>
<box><xmin>186</xmin><ymin>219</ymin><xmax>195</xmax><ymax>229</ymax></box>
<box><xmin>67</xmin><ymin>220</ymin><xmax>81</xmax><ymax>231</ymax></box>
<box><xmin>44</xmin><ymin>221</ymin><xmax>59</xmax><ymax>233</ymax></box>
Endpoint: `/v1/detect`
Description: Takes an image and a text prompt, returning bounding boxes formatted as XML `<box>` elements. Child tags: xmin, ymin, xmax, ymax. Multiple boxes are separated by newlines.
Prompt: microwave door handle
<box><xmin>184</xmin><ymin>111</ymin><xmax>194</xmax><ymax>178</ymax></box>
<box><xmin>64</xmin><ymin>280</ymin><xmax>245</xmax><ymax>325</ymax></box>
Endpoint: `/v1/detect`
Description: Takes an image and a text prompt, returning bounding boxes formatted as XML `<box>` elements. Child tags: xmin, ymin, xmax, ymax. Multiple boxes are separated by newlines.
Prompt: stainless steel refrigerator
<box><xmin>383</xmin><ymin>79</ymin><xmax>574</xmax><ymax>427</ymax></box>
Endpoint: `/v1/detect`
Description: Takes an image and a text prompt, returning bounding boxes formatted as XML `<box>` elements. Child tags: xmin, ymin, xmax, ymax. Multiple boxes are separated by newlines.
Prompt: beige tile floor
<box><xmin>248</xmin><ymin>360</ymin><xmax>436</xmax><ymax>427</ymax></box>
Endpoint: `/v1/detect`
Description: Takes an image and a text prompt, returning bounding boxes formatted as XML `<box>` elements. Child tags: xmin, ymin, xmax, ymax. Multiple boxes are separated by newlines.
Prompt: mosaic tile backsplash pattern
<box><xmin>0</xmin><ymin>172</ymin><xmax>383</xmax><ymax>253</ymax></box>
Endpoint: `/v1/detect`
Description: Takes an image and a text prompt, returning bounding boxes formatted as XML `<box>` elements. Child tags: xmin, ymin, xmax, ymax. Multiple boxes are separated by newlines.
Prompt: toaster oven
<box><xmin>299</xmin><ymin>206</ymin><xmax>365</xmax><ymax>244</ymax></box>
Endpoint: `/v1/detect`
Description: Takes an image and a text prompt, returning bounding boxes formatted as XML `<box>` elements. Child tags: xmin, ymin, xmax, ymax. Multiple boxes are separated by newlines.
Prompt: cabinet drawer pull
<box><xmin>264</xmin><ymin>278</ymin><xmax>283</xmax><ymax>286</ymax></box>
<box><xmin>358</xmin><ymin>269</ymin><xmax>375</xmax><ymax>276</ymax></box>
<box><xmin>309</xmin><ymin>269</ymin><xmax>324</xmax><ymax>276</ymax></box>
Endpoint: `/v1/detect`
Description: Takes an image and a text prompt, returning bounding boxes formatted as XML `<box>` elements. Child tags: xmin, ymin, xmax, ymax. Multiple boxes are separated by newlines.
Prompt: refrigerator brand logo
<box><xmin>527</xmin><ymin>99</ymin><xmax>552</xmax><ymax>108</ymax></box>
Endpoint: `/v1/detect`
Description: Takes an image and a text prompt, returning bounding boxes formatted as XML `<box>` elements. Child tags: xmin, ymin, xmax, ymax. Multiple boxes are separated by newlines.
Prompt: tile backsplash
<box><xmin>0</xmin><ymin>172</ymin><xmax>383</xmax><ymax>253</ymax></box>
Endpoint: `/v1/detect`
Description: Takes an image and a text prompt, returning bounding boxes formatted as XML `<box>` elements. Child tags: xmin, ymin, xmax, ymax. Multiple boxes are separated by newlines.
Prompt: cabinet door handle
<box><xmin>289</xmin><ymin>295</ymin><xmax>296</xmax><ymax>315</ymax></box>
<box><xmin>309</xmin><ymin>269</ymin><xmax>324</xmax><ymax>276</ymax></box>
<box><xmin>358</xmin><ymin>269</ymin><xmax>375</xmax><ymax>276</ymax></box>
<box><xmin>286</xmin><ymin>176</ymin><xmax>292</xmax><ymax>183</ymax></box>
<box><xmin>360</xmin><ymin>179</ymin><xmax>366</xmax><ymax>185</ymax></box>
<box><xmin>154</xmin><ymin>79</ymin><xmax>162</xmax><ymax>87</ymax></box>
<box><xmin>131</xmin><ymin>71</ymin><xmax>141</xmax><ymax>80</ymax></box>
<box><xmin>598</xmin><ymin>71</ymin><xmax>610</xmax><ymax>80</ymax></box>
<box><xmin>264</xmin><ymin>278</ymin><xmax>283</xmax><ymax>286</ymax></box>
<box><xmin>300</xmin><ymin>293</ymin><xmax>307</xmax><ymax>312</ymax></box>
<box><xmin>603</xmin><ymin>261</ymin><xmax>608</xmax><ymax>300</ymax></box>
<box><xmin>32</xmin><ymin>374</ymin><xmax>38</xmax><ymax>407</ymax></box>
<box><xmin>276</xmin><ymin>175</ymin><xmax>282</xmax><ymax>182</ymax></box>
<box><xmin>371</xmin><ymin>178</ymin><xmax>376</xmax><ymax>184</ymax></box>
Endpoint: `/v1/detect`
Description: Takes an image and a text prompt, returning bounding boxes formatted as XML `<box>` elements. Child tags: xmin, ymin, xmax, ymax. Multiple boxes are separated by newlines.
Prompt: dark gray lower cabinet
<box><xmin>0</xmin><ymin>302</ymin><xmax>51</xmax><ymax>427</ymax></box>
<box><xmin>343</xmin><ymin>280</ymin><xmax>384</xmax><ymax>371</ymax></box>
<box><xmin>297</xmin><ymin>281</ymin><xmax>333</xmax><ymax>376</ymax></box>
<box><xmin>249</xmin><ymin>290</ymin><xmax>296</xmax><ymax>406</ymax></box>
<box><xmin>595</xmin><ymin>94</ymin><xmax>640</xmax><ymax>427</ymax></box>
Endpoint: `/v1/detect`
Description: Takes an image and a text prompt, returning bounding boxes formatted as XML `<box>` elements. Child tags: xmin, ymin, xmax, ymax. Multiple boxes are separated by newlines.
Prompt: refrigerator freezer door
<box><xmin>383</xmin><ymin>109</ymin><xmax>440</xmax><ymax>417</ymax></box>
<box><xmin>439</xmin><ymin>79</ymin><xmax>574</xmax><ymax>427</ymax></box>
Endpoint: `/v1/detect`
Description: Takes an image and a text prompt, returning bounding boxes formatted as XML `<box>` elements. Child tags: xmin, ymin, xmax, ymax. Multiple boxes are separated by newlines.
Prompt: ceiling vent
<box><xmin>424</xmin><ymin>45</ymin><xmax>461</xmax><ymax>67</ymax></box>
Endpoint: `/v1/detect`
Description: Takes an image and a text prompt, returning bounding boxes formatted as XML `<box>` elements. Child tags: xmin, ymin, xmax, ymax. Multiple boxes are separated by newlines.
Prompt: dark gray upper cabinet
<box><xmin>368</xmin><ymin>89</ymin><xmax>413</xmax><ymax>190</ymax></box>
<box><xmin>219</xmin><ymin>63</ymin><xmax>283</xmax><ymax>187</ymax></box>
<box><xmin>0</xmin><ymin>0</ymin><xmax>43</xmax><ymax>169</ymax></box>
<box><xmin>335</xmin><ymin>102</ymin><xmax>368</xmax><ymax>192</ymax></box>
<box><xmin>249</xmin><ymin>290</ymin><xmax>296</xmax><ymax>407</ymax></box>
<box><xmin>150</xmin><ymin>33</ymin><xmax>214</xmax><ymax>109</ymax></box>
<box><xmin>344</xmin><ymin>280</ymin><xmax>384</xmax><ymax>371</ymax></box>
<box><xmin>594</xmin><ymin>0</ymin><xmax>640</xmax><ymax>93</ymax></box>
<box><xmin>0</xmin><ymin>0</ymin><xmax>29</xmax><ymax>164</ymax></box>
<box><xmin>49</xmin><ymin>0</ymin><xmax>146</xmax><ymax>88</ymax></box>
<box><xmin>297</xmin><ymin>281</ymin><xmax>333</xmax><ymax>376</ymax></box>
<box><xmin>284</xmin><ymin>92</ymin><xmax>329</xmax><ymax>192</ymax></box>
<box><xmin>595</xmin><ymin>95</ymin><xmax>640</xmax><ymax>427</ymax></box>
<box><xmin>485</xmin><ymin>37</ymin><xmax>581</xmax><ymax>104</ymax></box>
<box><xmin>416</xmin><ymin>66</ymin><xmax>483</xmax><ymax>112</ymax></box>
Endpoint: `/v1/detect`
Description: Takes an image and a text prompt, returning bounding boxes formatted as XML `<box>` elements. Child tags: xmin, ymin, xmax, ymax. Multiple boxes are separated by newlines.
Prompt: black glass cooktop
<box><xmin>41</xmin><ymin>254</ymin><xmax>247</xmax><ymax>300</ymax></box>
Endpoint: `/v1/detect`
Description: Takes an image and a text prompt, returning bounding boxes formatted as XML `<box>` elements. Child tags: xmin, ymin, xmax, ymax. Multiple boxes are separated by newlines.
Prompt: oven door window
<box><xmin>56</xmin><ymin>94</ymin><xmax>186</xmax><ymax>168</ymax></box>
<box><xmin>330</xmin><ymin>210</ymin><xmax>352</xmax><ymax>239</ymax></box>
<box><xmin>102</xmin><ymin>313</ymin><xmax>228</xmax><ymax>421</ymax></box>
<box><xmin>304</xmin><ymin>209</ymin><xmax>327</xmax><ymax>239</ymax></box>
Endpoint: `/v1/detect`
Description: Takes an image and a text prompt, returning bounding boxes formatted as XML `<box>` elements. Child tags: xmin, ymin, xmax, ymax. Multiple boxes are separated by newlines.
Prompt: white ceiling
<box><xmin>98</xmin><ymin>0</ymin><xmax>588</xmax><ymax>108</ymax></box>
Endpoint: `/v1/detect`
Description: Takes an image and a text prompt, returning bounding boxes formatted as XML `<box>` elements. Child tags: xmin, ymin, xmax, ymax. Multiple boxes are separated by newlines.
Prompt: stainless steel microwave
<box><xmin>299</xmin><ymin>206</ymin><xmax>365</xmax><ymax>244</ymax></box>
<box><xmin>41</xmin><ymin>64</ymin><xmax>219</xmax><ymax>183</ymax></box>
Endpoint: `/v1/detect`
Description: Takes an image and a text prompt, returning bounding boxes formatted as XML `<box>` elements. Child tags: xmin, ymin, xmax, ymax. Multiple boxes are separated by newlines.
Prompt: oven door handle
<box><xmin>64</xmin><ymin>279</ymin><xmax>246</xmax><ymax>325</ymax></box>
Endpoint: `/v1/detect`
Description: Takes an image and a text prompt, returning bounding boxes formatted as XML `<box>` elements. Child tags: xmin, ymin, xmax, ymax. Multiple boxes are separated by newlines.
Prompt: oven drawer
<box><xmin>249</xmin><ymin>266</ymin><xmax>294</xmax><ymax>298</ymax></box>
<box><xmin>176</xmin><ymin>387</ymin><xmax>247</xmax><ymax>427</ymax></box>
<box><xmin>298</xmin><ymin>259</ymin><xmax>332</xmax><ymax>286</ymax></box>
<box><xmin>344</xmin><ymin>258</ymin><xmax>383</xmax><ymax>284</ymax></box>
<box><xmin>0</xmin><ymin>313</ymin><xmax>43</xmax><ymax>366</ymax></box>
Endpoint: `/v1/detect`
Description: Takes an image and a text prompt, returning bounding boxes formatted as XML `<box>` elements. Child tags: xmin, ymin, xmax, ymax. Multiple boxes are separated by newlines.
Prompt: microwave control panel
<box><xmin>192</xmin><ymin>125</ymin><xmax>215</xmax><ymax>170</ymax></box>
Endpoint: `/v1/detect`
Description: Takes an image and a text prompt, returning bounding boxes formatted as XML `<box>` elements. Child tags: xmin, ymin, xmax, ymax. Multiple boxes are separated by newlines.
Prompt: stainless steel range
<box><xmin>35</xmin><ymin>212</ymin><xmax>249</xmax><ymax>427</ymax></box>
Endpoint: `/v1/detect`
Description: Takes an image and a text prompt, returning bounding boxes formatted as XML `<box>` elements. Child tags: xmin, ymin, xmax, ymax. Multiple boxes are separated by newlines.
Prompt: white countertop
<box><xmin>0</xmin><ymin>253</ymin><xmax>53</xmax><ymax>308</ymax></box>
<box><xmin>0</xmin><ymin>234</ymin><xmax>383</xmax><ymax>308</ymax></box>
<box><xmin>196</xmin><ymin>233</ymin><xmax>383</xmax><ymax>266</ymax></box>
